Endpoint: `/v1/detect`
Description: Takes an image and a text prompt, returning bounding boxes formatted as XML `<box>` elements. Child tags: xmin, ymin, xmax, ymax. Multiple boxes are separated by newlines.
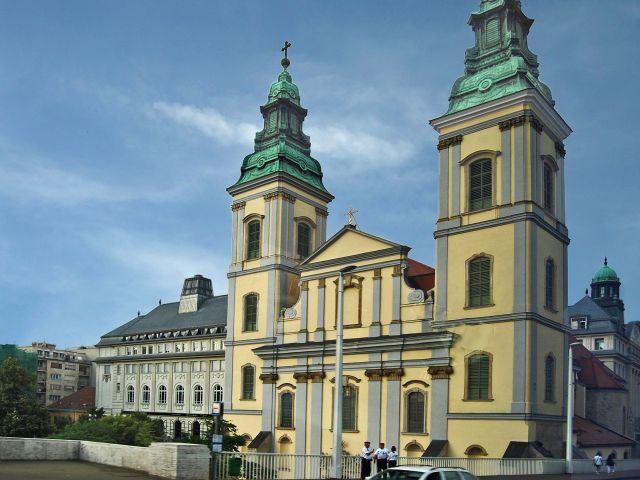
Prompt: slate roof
<box><xmin>97</xmin><ymin>295</ymin><xmax>227</xmax><ymax>346</ymax></box>
<box><xmin>47</xmin><ymin>387</ymin><xmax>95</xmax><ymax>412</ymax></box>
<box><xmin>568</xmin><ymin>296</ymin><xmax>616</xmax><ymax>322</ymax></box>
<box><xmin>574</xmin><ymin>416</ymin><xmax>635</xmax><ymax>447</ymax></box>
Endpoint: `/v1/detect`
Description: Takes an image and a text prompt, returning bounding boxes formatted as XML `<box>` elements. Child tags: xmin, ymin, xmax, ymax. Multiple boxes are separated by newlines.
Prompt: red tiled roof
<box><xmin>405</xmin><ymin>259</ymin><xmax>435</xmax><ymax>292</ymax></box>
<box><xmin>574</xmin><ymin>416</ymin><xmax>635</xmax><ymax>447</ymax></box>
<box><xmin>572</xmin><ymin>342</ymin><xmax>626</xmax><ymax>390</ymax></box>
<box><xmin>47</xmin><ymin>387</ymin><xmax>95</xmax><ymax>412</ymax></box>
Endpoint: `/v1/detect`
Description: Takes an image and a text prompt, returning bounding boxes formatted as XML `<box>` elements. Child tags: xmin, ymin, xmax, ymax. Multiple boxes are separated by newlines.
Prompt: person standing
<box><xmin>374</xmin><ymin>442</ymin><xmax>389</xmax><ymax>472</ymax></box>
<box><xmin>606</xmin><ymin>452</ymin><xmax>616</xmax><ymax>475</ymax></box>
<box><xmin>388</xmin><ymin>446</ymin><xmax>398</xmax><ymax>468</ymax></box>
<box><xmin>360</xmin><ymin>440</ymin><xmax>374</xmax><ymax>479</ymax></box>
<box><xmin>594</xmin><ymin>451</ymin><xmax>603</xmax><ymax>474</ymax></box>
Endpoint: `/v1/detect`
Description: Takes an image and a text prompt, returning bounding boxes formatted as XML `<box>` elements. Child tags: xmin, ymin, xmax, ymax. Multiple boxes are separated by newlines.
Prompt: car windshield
<box><xmin>369</xmin><ymin>470</ymin><xmax>426</xmax><ymax>480</ymax></box>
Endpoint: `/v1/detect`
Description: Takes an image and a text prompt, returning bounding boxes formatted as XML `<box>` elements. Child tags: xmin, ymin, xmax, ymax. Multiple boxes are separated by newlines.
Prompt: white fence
<box><xmin>212</xmin><ymin>452</ymin><xmax>640</xmax><ymax>479</ymax></box>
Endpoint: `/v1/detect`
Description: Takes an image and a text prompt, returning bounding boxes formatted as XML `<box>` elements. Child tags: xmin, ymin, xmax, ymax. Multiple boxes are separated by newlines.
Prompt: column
<box><xmin>370</xmin><ymin>269</ymin><xmax>382</xmax><ymax>337</ymax></box>
<box><xmin>500</xmin><ymin>123</ymin><xmax>512</xmax><ymax>205</ymax></box>
<box><xmin>314</xmin><ymin>279</ymin><xmax>326</xmax><ymax>342</ymax></box>
<box><xmin>390</xmin><ymin>265</ymin><xmax>402</xmax><ymax>335</ymax></box>
<box><xmin>293</xmin><ymin>372</ymin><xmax>309</xmax><ymax>478</ymax></box>
<box><xmin>384</xmin><ymin>368</ymin><xmax>403</xmax><ymax>449</ymax></box>
<box><xmin>298</xmin><ymin>282</ymin><xmax>309</xmax><ymax>343</ymax></box>
<box><xmin>365</xmin><ymin>369</ymin><xmax>383</xmax><ymax>444</ymax></box>
<box><xmin>427</xmin><ymin>364</ymin><xmax>452</xmax><ymax>441</ymax></box>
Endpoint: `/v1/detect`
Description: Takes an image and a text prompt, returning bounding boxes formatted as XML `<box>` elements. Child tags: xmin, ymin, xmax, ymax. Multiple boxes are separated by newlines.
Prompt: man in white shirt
<box><xmin>593</xmin><ymin>451</ymin><xmax>603</xmax><ymax>474</ymax></box>
<box><xmin>374</xmin><ymin>442</ymin><xmax>390</xmax><ymax>472</ymax></box>
<box><xmin>360</xmin><ymin>441</ymin><xmax>373</xmax><ymax>479</ymax></box>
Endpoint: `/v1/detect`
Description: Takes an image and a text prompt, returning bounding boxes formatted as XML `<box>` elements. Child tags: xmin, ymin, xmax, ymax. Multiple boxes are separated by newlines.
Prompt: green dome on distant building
<box><xmin>592</xmin><ymin>258</ymin><xmax>619</xmax><ymax>283</ymax></box>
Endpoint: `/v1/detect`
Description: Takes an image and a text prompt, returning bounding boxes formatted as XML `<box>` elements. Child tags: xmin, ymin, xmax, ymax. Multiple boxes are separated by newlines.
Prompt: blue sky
<box><xmin>1</xmin><ymin>1</ymin><xmax>638</xmax><ymax>348</ymax></box>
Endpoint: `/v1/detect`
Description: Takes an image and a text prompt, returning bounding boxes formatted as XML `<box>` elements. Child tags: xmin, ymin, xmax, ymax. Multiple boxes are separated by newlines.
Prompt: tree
<box><xmin>202</xmin><ymin>417</ymin><xmax>246</xmax><ymax>452</ymax></box>
<box><xmin>51</xmin><ymin>413</ymin><xmax>164</xmax><ymax>446</ymax></box>
<box><xmin>0</xmin><ymin>357</ymin><xmax>50</xmax><ymax>437</ymax></box>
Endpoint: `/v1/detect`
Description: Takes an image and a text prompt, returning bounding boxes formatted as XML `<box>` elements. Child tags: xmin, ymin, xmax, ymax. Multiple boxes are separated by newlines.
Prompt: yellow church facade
<box><xmin>224</xmin><ymin>0</ymin><xmax>572</xmax><ymax>459</ymax></box>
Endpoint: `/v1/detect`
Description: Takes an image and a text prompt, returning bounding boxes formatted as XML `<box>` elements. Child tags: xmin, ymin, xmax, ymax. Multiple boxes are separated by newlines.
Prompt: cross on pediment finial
<box><xmin>346</xmin><ymin>207</ymin><xmax>358</xmax><ymax>227</ymax></box>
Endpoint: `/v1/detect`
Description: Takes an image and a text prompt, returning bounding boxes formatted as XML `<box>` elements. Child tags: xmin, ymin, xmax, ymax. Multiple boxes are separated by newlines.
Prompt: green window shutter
<box><xmin>342</xmin><ymin>386</ymin><xmax>357</xmax><ymax>431</ymax></box>
<box><xmin>244</xmin><ymin>295</ymin><xmax>258</xmax><ymax>331</ymax></box>
<box><xmin>469</xmin><ymin>159</ymin><xmax>492</xmax><ymax>211</ymax></box>
<box><xmin>469</xmin><ymin>257</ymin><xmax>491</xmax><ymax>306</ymax></box>
<box><xmin>485</xmin><ymin>17</ymin><xmax>500</xmax><ymax>46</ymax></box>
<box><xmin>247</xmin><ymin>221</ymin><xmax>261</xmax><ymax>259</ymax></box>
<box><xmin>544</xmin><ymin>356</ymin><xmax>555</xmax><ymax>402</ymax></box>
<box><xmin>297</xmin><ymin>223</ymin><xmax>311</xmax><ymax>259</ymax></box>
<box><xmin>545</xmin><ymin>259</ymin><xmax>554</xmax><ymax>308</ymax></box>
<box><xmin>242</xmin><ymin>366</ymin><xmax>254</xmax><ymax>400</ymax></box>
<box><xmin>543</xmin><ymin>163</ymin><xmax>554</xmax><ymax>212</ymax></box>
<box><xmin>407</xmin><ymin>391</ymin><xmax>425</xmax><ymax>433</ymax></box>
<box><xmin>280</xmin><ymin>392</ymin><xmax>294</xmax><ymax>428</ymax></box>
<box><xmin>467</xmin><ymin>354</ymin><xmax>490</xmax><ymax>400</ymax></box>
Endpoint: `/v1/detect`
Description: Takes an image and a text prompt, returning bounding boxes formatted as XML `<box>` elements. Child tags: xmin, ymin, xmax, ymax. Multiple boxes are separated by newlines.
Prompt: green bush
<box><xmin>50</xmin><ymin>413</ymin><xmax>162</xmax><ymax>446</ymax></box>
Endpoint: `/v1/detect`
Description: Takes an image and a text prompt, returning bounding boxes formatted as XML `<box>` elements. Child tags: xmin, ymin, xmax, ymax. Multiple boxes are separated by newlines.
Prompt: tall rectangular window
<box><xmin>469</xmin><ymin>256</ymin><xmax>491</xmax><ymax>307</ymax></box>
<box><xmin>467</xmin><ymin>354</ymin><xmax>490</xmax><ymax>400</ymax></box>
<box><xmin>247</xmin><ymin>221</ymin><xmax>261</xmax><ymax>260</ymax></box>
<box><xmin>279</xmin><ymin>392</ymin><xmax>294</xmax><ymax>428</ymax></box>
<box><xmin>244</xmin><ymin>294</ymin><xmax>258</xmax><ymax>332</ymax></box>
<box><xmin>406</xmin><ymin>391</ymin><xmax>426</xmax><ymax>433</ymax></box>
<box><xmin>545</xmin><ymin>259</ymin><xmax>555</xmax><ymax>308</ymax></box>
<box><xmin>242</xmin><ymin>366</ymin><xmax>255</xmax><ymax>400</ymax></box>
<box><xmin>543</xmin><ymin>163</ymin><xmax>554</xmax><ymax>212</ymax></box>
<box><xmin>469</xmin><ymin>159</ymin><xmax>492</xmax><ymax>211</ymax></box>
<box><xmin>297</xmin><ymin>223</ymin><xmax>311</xmax><ymax>259</ymax></box>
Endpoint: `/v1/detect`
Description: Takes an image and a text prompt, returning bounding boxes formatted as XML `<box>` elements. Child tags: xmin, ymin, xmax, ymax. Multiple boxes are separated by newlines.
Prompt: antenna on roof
<box><xmin>137</xmin><ymin>310</ymin><xmax>140</xmax><ymax>317</ymax></box>
<box><xmin>585</xmin><ymin>288</ymin><xmax>588</xmax><ymax>296</ymax></box>
<box><xmin>159</xmin><ymin>299</ymin><xmax>162</xmax><ymax>305</ymax></box>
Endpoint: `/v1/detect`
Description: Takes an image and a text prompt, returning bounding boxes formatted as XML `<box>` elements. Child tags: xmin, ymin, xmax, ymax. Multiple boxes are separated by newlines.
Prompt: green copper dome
<box><xmin>267</xmin><ymin>70</ymin><xmax>300</xmax><ymax>106</ymax></box>
<box><xmin>593</xmin><ymin>259</ymin><xmax>619</xmax><ymax>283</ymax></box>
<box><xmin>446</xmin><ymin>0</ymin><xmax>554</xmax><ymax>115</ymax></box>
<box><xmin>229</xmin><ymin>59</ymin><xmax>331</xmax><ymax>197</ymax></box>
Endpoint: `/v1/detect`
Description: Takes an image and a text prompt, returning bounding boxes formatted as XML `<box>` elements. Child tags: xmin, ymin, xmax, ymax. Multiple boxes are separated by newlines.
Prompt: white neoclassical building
<box><xmin>95</xmin><ymin>275</ymin><xmax>226</xmax><ymax>438</ymax></box>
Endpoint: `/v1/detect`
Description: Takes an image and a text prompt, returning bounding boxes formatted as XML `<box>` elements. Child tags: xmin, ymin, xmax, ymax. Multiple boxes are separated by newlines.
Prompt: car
<box><xmin>366</xmin><ymin>465</ymin><xmax>479</xmax><ymax>480</ymax></box>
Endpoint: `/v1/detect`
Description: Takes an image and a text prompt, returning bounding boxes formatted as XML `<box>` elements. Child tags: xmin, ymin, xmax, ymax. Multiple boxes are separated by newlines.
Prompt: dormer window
<box><xmin>571</xmin><ymin>316</ymin><xmax>588</xmax><ymax>330</ymax></box>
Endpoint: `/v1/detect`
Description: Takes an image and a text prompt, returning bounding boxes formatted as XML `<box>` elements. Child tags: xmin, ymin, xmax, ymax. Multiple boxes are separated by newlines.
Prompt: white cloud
<box><xmin>86</xmin><ymin>228</ymin><xmax>228</xmax><ymax>295</ymax></box>
<box><xmin>152</xmin><ymin>101</ymin><xmax>258</xmax><ymax>147</ymax></box>
<box><xmin>308</xmin><ymin>125</ymin><xmax>416</xmax><ymax>170</ymax></box>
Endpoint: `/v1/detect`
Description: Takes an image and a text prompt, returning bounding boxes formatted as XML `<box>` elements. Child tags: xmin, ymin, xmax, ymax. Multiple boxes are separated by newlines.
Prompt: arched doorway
<box><xmin>192</xmin><ymin>421</ymin><xmax>201</xmax><ymax>438</ymax></box>
<box><xmin>174</xmin><ymin>420</ymin><xmax>182</xmax><ymax>439</ymax></box>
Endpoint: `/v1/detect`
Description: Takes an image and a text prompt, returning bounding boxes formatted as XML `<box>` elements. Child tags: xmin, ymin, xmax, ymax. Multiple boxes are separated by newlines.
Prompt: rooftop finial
<box><xmin>346</xmin><ymin>207</ymin><xmax>358</xmax><ymax>228</ymax></box>
<box><xmin>585</xmin><ymin>288</ymin><xmax>588</xmax><ymax>296</ymax></box>
<box><xmin>281</xmin><ymin>40</ymin><xmax>292</xmax><ymax>70</ymax></box>
<box><xmin>604</xmin><ymin>257</ymin><xmax>608</xmax><ymax>266</ymax></box>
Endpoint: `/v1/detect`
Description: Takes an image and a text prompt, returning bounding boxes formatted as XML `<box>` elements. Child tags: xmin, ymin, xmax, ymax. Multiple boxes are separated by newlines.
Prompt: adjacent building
<box><xmin>19</xmin><ymin>342</ymin><xmax>93</xmax><ymax>406</ymax></box>
<box><xmin>94</xmin><ymin>275</ymin><xmax>227</xmax><ymax>438</ymax></box>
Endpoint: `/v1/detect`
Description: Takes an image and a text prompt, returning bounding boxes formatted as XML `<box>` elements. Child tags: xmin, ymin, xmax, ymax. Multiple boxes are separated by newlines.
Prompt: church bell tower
<box><xmin>224</xmin><ymin>44</ymin><xmax>333</xmax><ymax>441</ymax></box>
<box><xmin>430</xmin><ymin>0</ymin><xmax>572</xmax><ymax>457</ymax></box>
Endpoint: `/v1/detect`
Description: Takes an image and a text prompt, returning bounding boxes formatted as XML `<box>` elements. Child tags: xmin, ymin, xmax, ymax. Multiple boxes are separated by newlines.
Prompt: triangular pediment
<box><xmin>300</xmin><ymin>225</ymin><xmax>409</xmax><ymax>271</ymax></box>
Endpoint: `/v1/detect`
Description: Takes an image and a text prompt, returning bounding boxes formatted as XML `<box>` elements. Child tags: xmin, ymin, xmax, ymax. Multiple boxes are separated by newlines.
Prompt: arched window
<box><xmin>545</xmin><ymin>259</ymin><xmax>555</xmax><ymax>309</ymax></box>
<box><xmin>142</xmin><ymin>385</ymin><xmax>150</xmax><ymax>404</ymax></box>
<box><xmin>175</xmin><ymin>385</ymin><xmax>185</xmax><ymax>405</ymax></box>
<box><xmin>192</xmin><ymin>421</ymin><xmax>201</xmax><ymax>438</ymax></box>
<box><xmin>297</xmin><ymin>223</ymin><xmax>311</xmax><ymax>260</ymax></box>
<box><xmin>468</xmin><ymin>256</ymin><xmax>491</xmax><ymax>307</ymax></box>
<box><xmin>465</xmin><ymin>444</ymin><xmax>488</xmax><ymax>457</ymax></box>
<box><xmin>466</xmin><ymin>353</ymin><xmax>491</xmax><ymax>400</ymax></box>
<box><xmin>544</xmin><ymin>355</ymin><xmax>555</xmax><ymax>402</ymax></box>
<box><xmin>406</xmin><ymin>391</ymin><xmax>426</xmax><ymax>433</ymax></box>
<box><xmin>126</xmin><ymin>385</ymin><xmax>135</xmax><ymax>403</ymax></box>
<box><xmin>212</xmin><ymin>384</ymin><xmax>223</xmax><ymax>403</ymax></box>
<box><xmin>342</xmin><ymin>385</ymin><xmax>358</xmax><ymax>431</ymax></box>
<box><xmin>279</xmin><ymin>392</ymin><xmax>294</xmax><ymax>428</ymax></box>
<box><xmin>242</xmin><ymin>365</ymin><xmax>255</xmax><ymax>400</ymax></box>
<box><xmin>469</xmin><ymin>159</ymin><xmax>492</xmax><ymax>211</ymax></box>
<box><xmin>244</xmin><ymin>294</ymin><xmax>258</xmax><ymax>332</ymax></box>
<box><xmin>158</xmin><ymin>385</ymin><xmax>167</xmax><ymax>404</ymax></box>
<box><xmin>543</xmin><ymin>162</ymin><xmax>554</xmax><ymax>212</ymax></box>
<box><xmin>247</xmin><ymin>220</ymin><xmax>261</xmax><ymax>260</ymax></box>
<box><xmin>193</xmin><ymin>385</ymin><xmax>203</xmax><ymax>405</ymax></box>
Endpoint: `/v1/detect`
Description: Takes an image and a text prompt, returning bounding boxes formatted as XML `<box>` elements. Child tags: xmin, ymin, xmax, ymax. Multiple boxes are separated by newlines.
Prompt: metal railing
<box><xmin>211</xmin><ymin>452</ymin><xmax>640</xmax><ymax>479</ymax></box>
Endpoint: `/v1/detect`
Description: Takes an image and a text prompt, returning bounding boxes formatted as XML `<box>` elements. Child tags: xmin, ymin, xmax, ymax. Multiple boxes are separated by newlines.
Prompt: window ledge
<box><xmin>401</xmin><ymin>431</ymin><xmax>429</xmax><ymax>436</ymax></box>
<box><xmin>464</xmin><ymin>304</ymin><xmax>495</xmax><ymax>310</ymax></box>
<box><xmin>329</xmin><ymin>429</ymin><xmax>360</xmax><ymax>433</ymax></box>
<box><xmin>462</xmin><ymin>398</ymin><xmax>494</xmax><ymax>402</ymax></box>
<box><xmin>276</xmin><ymin>427</ymin><xmax>295</xmax><ymax>431</ymax></box>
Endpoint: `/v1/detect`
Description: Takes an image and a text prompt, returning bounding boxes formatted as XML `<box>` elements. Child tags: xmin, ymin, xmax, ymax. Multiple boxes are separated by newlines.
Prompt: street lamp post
<box><xmin>331</xmin><ymin>265</ymin><xmax>357</xmax><ymax>480</ymax></box>
<box><xmin>566</xmin><ymin>341</ymin><xmax>581</xmax><ymax>474</ymax></box>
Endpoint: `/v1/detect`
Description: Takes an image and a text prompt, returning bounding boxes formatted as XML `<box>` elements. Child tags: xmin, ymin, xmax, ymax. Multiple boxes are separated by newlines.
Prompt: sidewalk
<box><xmin>0</xmin><ymin>460</ymin><xmax>165</xmax><ymax>480</ymax></box>
<box><xmin>481</xmin><ymin>470</ymin><xmax>640</xmax><ymax>480</ymax></box>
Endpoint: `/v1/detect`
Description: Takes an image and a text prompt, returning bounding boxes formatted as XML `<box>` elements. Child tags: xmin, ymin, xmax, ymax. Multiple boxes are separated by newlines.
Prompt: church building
<box><xmin>95</xmin><ymin>0</ymin><xmax>576</xmax><ymax>459</ymax></box>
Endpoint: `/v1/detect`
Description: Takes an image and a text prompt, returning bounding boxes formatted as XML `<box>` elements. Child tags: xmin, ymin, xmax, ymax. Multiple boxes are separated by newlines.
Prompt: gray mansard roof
<box><xmin>97</xmin><ymin>295</ymin><xmax>227</xmax><ymax>346</ymax></box>
<box><xmin>569</xmin><ymin>295</ymin><xmax>618</xmax><ymax>333</ymax></box>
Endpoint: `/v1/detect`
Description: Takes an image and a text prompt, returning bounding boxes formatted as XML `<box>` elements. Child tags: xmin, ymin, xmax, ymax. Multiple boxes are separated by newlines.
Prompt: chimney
<box><xmin>178</xmin><ymin>275</ymin><xmax>213</xmax><ymax>314</ymax></box>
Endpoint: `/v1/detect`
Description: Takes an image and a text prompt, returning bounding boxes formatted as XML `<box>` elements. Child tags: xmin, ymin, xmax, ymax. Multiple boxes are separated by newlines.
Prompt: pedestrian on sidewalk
<box><xmin>594</xmin><ymin>451</ymin><xmax>603</xmax><ymax>474</ymax></box>
<box><xmin>374</xmin><ymin>442</ymin><xmax>390</xmax><ymax>472</ymax></box>
<box><xmin>606</xmin><ymin>452</ymin><xmax>616</xmax><ymax>475</ymax></box>
<box><xmin>361</xmin><ymin>440</ymin><xmax>374</xmax><ymax>480</ymax></box>
<box><xmin>388</xmin><ymin>446</ymin><xmax>398</xmax><ymax>468</ymax></box>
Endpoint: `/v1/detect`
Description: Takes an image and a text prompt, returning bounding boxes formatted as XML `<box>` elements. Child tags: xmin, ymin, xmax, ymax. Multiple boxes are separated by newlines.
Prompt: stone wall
<box><xmin>0</xmin><ymin>437</ymin><xmax>210</xmax><ymax>480</ymax></box>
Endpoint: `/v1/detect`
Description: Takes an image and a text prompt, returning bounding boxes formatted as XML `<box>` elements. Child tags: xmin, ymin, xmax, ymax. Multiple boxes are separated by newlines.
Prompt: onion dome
<box><xmin>592</xmin><ymin>258</ymin><xmax>619</xmax><ymax>283</ymax></box>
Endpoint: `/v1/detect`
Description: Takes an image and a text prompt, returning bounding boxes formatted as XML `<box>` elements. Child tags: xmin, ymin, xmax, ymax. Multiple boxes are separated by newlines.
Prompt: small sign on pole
<box><xmin>211</xmin><ymin>443</ymin><xmax>222</xmax><ymax>453</ymax></box>
<box><xmin>212</xmin><ymin>402</ymin><xmax>224</xmax><ymax>417</ymax></box>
